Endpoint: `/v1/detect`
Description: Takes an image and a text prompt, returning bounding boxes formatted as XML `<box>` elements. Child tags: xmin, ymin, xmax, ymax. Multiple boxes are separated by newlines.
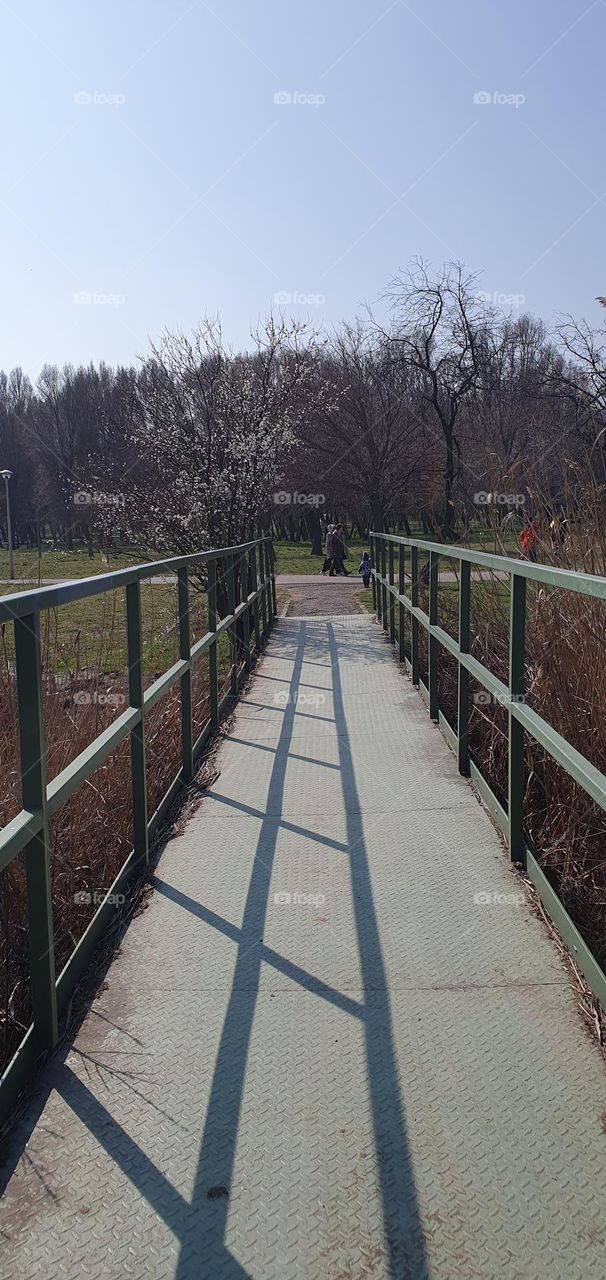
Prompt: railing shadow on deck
<box><xmin>1</xmin><ymin>617</ymin><xmax>429</xmax><ymax>1279</ymax></box>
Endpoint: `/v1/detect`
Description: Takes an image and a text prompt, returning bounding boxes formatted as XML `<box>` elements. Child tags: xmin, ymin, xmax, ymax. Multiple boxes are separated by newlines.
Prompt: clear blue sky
<box><xmin>1</xmin><ymin>0</ymin><xmax>604</xmax><ymax>375</ymax></box>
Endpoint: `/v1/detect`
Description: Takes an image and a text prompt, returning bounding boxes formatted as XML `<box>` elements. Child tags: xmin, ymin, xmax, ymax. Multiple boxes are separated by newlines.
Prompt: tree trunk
<box><xmin>443</xmin><ymin>428</ymin><xmax>455</xmax><ymax>538</ymax></box>
<box><xmin>420</xmin><ymin>509</ymin><xmax>435</xmax><ymax>535</ymax></box>
<box><xmin>304</xmin><ymin>506</ymin><xmax>322</xmax><ymax>555</ymax></box>
<box><xmin>369</xmin><ymin>496</ymin><xmax>385</xmax><ymax>532</ymax></box>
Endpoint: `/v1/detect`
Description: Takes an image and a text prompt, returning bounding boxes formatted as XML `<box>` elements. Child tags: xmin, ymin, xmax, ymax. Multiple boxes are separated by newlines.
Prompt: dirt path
<box><xmin>285</xmin><ymin>579</ymin><xmax>366</xmax><ymax>616</ymax></box>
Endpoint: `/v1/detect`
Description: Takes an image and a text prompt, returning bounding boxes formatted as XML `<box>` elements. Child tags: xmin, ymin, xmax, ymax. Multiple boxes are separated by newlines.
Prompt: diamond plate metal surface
<box><xmin>1</xmin><ymin>616</ymin><xmax>605</xmax><ymax>1279</ymax></box>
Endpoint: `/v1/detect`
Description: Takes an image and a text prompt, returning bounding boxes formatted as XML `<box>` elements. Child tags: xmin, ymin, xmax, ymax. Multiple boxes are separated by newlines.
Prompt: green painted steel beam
<box><xmin>178</xmin><ymin>567</ymin><xmax>194</xmax><ymax>783</ymax></box>
<box><xmin>0</xmin><ymin>809</ymin><xmax>44</xmax><ymax>874</ymax></box>
<box><xmin>428</xmin><ymin>551</ymin><xmax>439</xmax><ymax>721</ymax></box>
<box><xmin>14</xmin><ymin>612</ymin><xmax>58</xmax><ymax>1053</ymax></box>
<box><xmin>47</xmin><ymin>707</ymin><xmax>141</xmax><ymax>815</ymax></box>
<box><xmin>457</xmin><ymin>559</ymin><xmax>471</xmax><ymax>777</ymax></box>
<box><xmin>509</xmin><ymin>574</ymin><xmax>527</xmax><ymax>864</ymax></box>
<box><xmin>371</xmin><ymin>531</ymin><xmax>606</xmax><ymax>1012</ymax></box>
<box><xmin>126</xmin><ymin>581</ymin><xmax>149</xmax><ymax>868</ymax></box>
<box><xmin>207</xmin><ymin>558</ymin><xmax>219</xmax><ymax>728</ymax></box>
<box><xmin>0</xmin><ymin>536</ymin><xmax>274</xmax><ymax>1127</ymax></box>
<box><xmin>371</xmin><ymin>530</ymin><xmax>606</xmax><ymax>600</ymax></box>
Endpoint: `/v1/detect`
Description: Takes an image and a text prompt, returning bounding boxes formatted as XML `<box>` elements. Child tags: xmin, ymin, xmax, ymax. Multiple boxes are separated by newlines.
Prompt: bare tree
<box><xmin>380</xmin><ymin>259</ymin><xmax>492</xmax><ymax>537</ymax></box>
<box><xmin>298</xmin><ymin>322</ymin><xmax>423</xmax><ymax>534</ymax></box>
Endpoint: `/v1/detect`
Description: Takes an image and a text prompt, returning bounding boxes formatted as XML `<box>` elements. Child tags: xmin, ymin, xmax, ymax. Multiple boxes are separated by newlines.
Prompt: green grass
<box><xmin>0</xmin><ymin>527</ymin><xmax>523</xmax><ymax>588</ymax></box>
<box><xmin>357</xmin><ymin>588</ymin><xmax>374</xmax><ymax>613</ymax></box>
<box><xmin>272</xmin><ymin>527</ymin><xmax>522</xmax><ymax>577</ymax></box>
<box><xmin>0</xmin><ymin>582</ymin><xmax>210</xmax><ymax>676</ymax></box>
<box><xmin>273</xmin><ymin>539</ymin><xmax>369</xmax><ymax>576</ymax></box>
<box><xmin>1</xmin><ymin>544</ymin><xmax>148</xmax><ymax>583</ymax></box>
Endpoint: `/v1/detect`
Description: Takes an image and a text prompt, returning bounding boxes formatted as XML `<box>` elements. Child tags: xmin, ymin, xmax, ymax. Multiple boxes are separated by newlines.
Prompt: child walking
<box><xmin>359</xmin><ymin>551</ymin><xmax>372</xmax><ymax>588</ymax></box>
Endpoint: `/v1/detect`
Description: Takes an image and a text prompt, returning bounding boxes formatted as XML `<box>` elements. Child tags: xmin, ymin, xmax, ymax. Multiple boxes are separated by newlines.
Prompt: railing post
<box><xmin>270</xmin><ymin>542</ymin><xmax>277</xmax><ymax>622</ymax></box>
<box><xmin>226</xmin><ymin>553</ymin><xmax>238</xmax><ymax>695</ymax></box>
<box><xmin>410</xmin><ymin>544</ymin><xmax>419</xmax><ymax>686</ymax></box>
<box><xmin>207</xmin><ymin>557</ymin><xmax>219</xmax><ymax>727</ymax></box>
<box><xmin>509</xmin><ymin>572</ymin><xmax>527</xmax><ymax>864</ymax></box>
<box><xmin>251</xmin><ymin>542</ymin><xmax>261</xmax><ymax>653</ymax></box>
<box><xmin>126</xmin><ymin>581</ymin><xmax>149</xmax><ymax>865</ymax></box>
<box><xmin>375</xmin><ymin>536</ymin><xmax>383</xmax><ymax>624</ymax></box>
<box><xmin>428</xmin><ymin>550</ymin><xmax>439</xmax><ymax>720</ymax></box>
<box><xmin>371</xmin><ymin>535</ymin><xmax>377</xmax><ymax>613</ymax></box>
<box><xmin>381</xmin><ymin>538</ymin><xmax>388</xmax><ymax>632</ymax></box>
<box><xmin>240</xmin><ymin>548</ymin><xmax>252</xmax><ymax>675</ymax></box>
<box><xmin>388</xmin><ymin>541</ymin><xmax>395</xmax><ymax>645</ymax></box>
<box><xmin>177</xmin><ymin>567</ymin><xmax>193</xmax><ymax>782</ymax></box>
<box><xmin>398</xmin><ymin>543</ymin><xmax>405</xmax><ymax>663</ymax></box>
<box><xmin>15</xmin><ymin>613</ymin><xmax>58</xmax><ymax>1051</ymax></box>
<box><xmin>457</xmin><ymin>560</ymin><xmax>471</xmax><ymax>776</ymax></box>
<box><xmin>259</xmin><ymin>540</ymin><xmax>269</xmax><ymax>638</ymax></box>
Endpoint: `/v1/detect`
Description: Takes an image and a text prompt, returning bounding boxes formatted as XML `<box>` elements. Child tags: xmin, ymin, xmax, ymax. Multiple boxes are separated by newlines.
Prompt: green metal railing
<box><xmin>0</xmin><ymin>537</ymin><xmax>276</xmax><ymax>1122</ymax></box>
<box><xmin>370</xmin><ymin>531</ymin><xmax>606</xmax><ymax>1008</ymax></box>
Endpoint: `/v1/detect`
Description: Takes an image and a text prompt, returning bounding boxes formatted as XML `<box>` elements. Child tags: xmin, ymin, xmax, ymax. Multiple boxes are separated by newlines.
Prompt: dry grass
<box><xmin>434</xmin><ymin>502</ymin><xmax>606</xmax><ymax>973</ymax></box>
<box><xmin>381</xmin><ymin>490</ymin><xmax>606</xmax><ymax>976</ymax></box>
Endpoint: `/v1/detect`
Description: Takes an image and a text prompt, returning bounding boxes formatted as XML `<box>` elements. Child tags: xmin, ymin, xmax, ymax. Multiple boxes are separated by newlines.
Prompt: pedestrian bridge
<box><xmin>0</xmin><ymin>538</ymin><xmax>605</xmax><ymax>1279</ymax></box>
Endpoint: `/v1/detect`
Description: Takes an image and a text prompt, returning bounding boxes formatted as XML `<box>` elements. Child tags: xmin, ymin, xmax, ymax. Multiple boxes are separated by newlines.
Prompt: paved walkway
<box><xmin>1</xmin><ymin>616</ymin><xmax>605</xmax><ymax>1279</ymax></box>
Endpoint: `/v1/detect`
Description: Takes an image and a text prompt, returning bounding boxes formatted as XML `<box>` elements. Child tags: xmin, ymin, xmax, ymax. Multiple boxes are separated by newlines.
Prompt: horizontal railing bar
<box><xmin>511</xmin><ymin>700</ymin><xmax>606</xmax><ymax>811</ymax></box>
<box><xmin>371</xmin><ymin>532</ymin><xmax>606</xmax><ymax>600</ymax></box>
<box><xmin>440</xmin><ymin>720</ymin><xmax>605</xmax><ymax>1006</ymax></box>
<box><xmin>437</xmin><ymin>710</ymin><xmax>458</xmax><ymax>753</ymax></box>
<box><xmin>0</xmin><ymin>537</ymin><xmax>272</xmax><ymax>622</ymax></box>
<box><xmin>373</xmin><ymin>529</ymin><xmax>606</xmax><ymax>1009</ymax></box>
<box><xmin>143</xmin><ymin>659</ymin><xmax>189</xmax><ymax>711</ymax></box>
<box><xmin>383</xmin><ymin>562</ymin><xmax>606</xmax><ymax>805</ymax></box>
<box><xmin>379</xmin><ymin>559</ymin><xmax>606</xmax><ymax>809</ymax></box>
<box><xmin>46</xmin><ymin>707</ymin><xmax>141</xmax><ymax>816</ymax></box>
<box><xmin>190</xmin><ymin>631</ymin><xmax>214</xmax><ymax>661</ymax></box>
<box><xmin>459</xmin><ymin>651</ymin><xmax>509</xmax><ymax>701</ymax></box>
<box><xmin>469</xmin><ymin>761</ymin><xmax>510</xmax><ymax>839</ymax></box>
<box><xmin>55</xmin><ymin>688</ymin><xmax>238</xmax><ymax>1013</ymax></box>
<box><xmin>0</xmin><ymin>809</ymin><xmax>43</xmax><ymax>873</ymax></box>
<box><xmin>193</xmin><ymin>718</ymin><xmax>214</xmax><ymax>766</ymax></box>
<box><xmin>526</xmin><ymin>850</ymin><xmax>606</xmax><ymax>1007</ymax></box>
<box><xmin>0</xmin><ymin>1026</ymin><xmax>42</xmax><ymax>1119</ymax></box>
<box><xmin>374</xmin><ymin>574</ymin><xmax>430</xmax><ymax>629</ymax></box>
<box><xmin>55</xmin><ymin>844</ymin><xmax>142</xmax><ymax>1011</ymax></box>
<box><xmin>0</xmin><ymin>537</ymin><xmax>277</xmax><ymax>1127</ymax></box>
<box><xmin>430</xmin><ymin>623</ymin><xmax>459</xmax><ymax>661</ymax></box>
<box><xmin>216</xmin><ymin>612</ymin><xmax>235</xmax><ymax>637</ymax></box>
<box><xmin>375</xmin><ymin>574</ymin><xmax>512</xmax><ymax>699</ymax></box>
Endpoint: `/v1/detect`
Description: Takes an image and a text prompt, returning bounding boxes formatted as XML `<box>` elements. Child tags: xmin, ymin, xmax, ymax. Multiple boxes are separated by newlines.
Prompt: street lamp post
<box><xmin>0</xmin><ymin>469</ymin><xmax>14</xmax><ymax>581</ymax></box>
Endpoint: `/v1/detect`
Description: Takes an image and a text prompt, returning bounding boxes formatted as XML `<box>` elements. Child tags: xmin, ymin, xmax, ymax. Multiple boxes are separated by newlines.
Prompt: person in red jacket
<box><xmin>520</xmin><ymin>519</ymin><xmax>538</xmax><ymax>562</ymax></box>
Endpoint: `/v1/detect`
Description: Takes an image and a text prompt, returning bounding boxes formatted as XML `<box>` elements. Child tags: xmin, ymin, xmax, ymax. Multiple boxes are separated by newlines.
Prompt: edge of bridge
<box><xmin>0</xmin><ymin>613</ymin><xmax>604</xmax><ymax>1280</ymax></box>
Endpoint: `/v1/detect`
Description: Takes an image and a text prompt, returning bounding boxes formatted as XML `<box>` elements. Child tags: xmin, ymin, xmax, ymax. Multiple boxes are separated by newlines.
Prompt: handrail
<box><xmin>0</xmin><ymin>537</ymin><xmax>271</xmax><ymax>623</ymax></box>
<box><xmin>369</xmin><ymin>530</ymin><xmax>606</xmax><ymax>1009</ymax></box>
<box><xmin>0</xmin><ymin>537</ymin><xmax>276</xmax><ymax>1122</ymax></box>
<box><xmin>372</xmin><ymin>532</ymin><xmax>606</xmax><ymax>598</ymax></box>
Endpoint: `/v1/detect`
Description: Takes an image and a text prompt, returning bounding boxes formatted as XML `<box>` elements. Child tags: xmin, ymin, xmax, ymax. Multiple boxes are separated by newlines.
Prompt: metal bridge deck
<box><xmin>1</xmin><ymin>616</ymin><xmax>605</xmax><ymax>1279</ymax></box>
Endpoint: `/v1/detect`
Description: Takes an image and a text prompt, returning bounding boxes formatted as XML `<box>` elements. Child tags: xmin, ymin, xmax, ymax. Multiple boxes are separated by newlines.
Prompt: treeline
<box><xmin>2</xmin><ymin>261</ymin><xmax>606</xmax><ymax>557</ymax></box>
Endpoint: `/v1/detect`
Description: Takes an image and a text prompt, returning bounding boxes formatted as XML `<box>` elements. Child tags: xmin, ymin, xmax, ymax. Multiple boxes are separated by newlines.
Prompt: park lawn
<box><xmin>273</xmin><ymin>538</ymin><xmax>370</xmax><ymax>575</ymax></box>
<box><xmin>2</xmin><ymin>530</ymin><xmax>522</xmax><ymax>587</ymax></box>
<box><xmin>0</xmin><ymin>581</ymin><xmax>233</xmax><ymax>677</ymax></box>
<box><xmin>2</xmin><ymin>544</ymin><xmax>149</xmax><ymax>583</ymax></box>
<box><xmin>0</xmin><ymin>582</ymin><xmax>182</xmax><ymax>675</ymax></box>
<box><xmin>0</xmin><ymin>574</ymin><xmax>278</xmax><ymax>678</ymax></box>
<box><xmin>273</xmin><ymin>528</ymin><xmax>521</xmax><ymax>578</ymax></box>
